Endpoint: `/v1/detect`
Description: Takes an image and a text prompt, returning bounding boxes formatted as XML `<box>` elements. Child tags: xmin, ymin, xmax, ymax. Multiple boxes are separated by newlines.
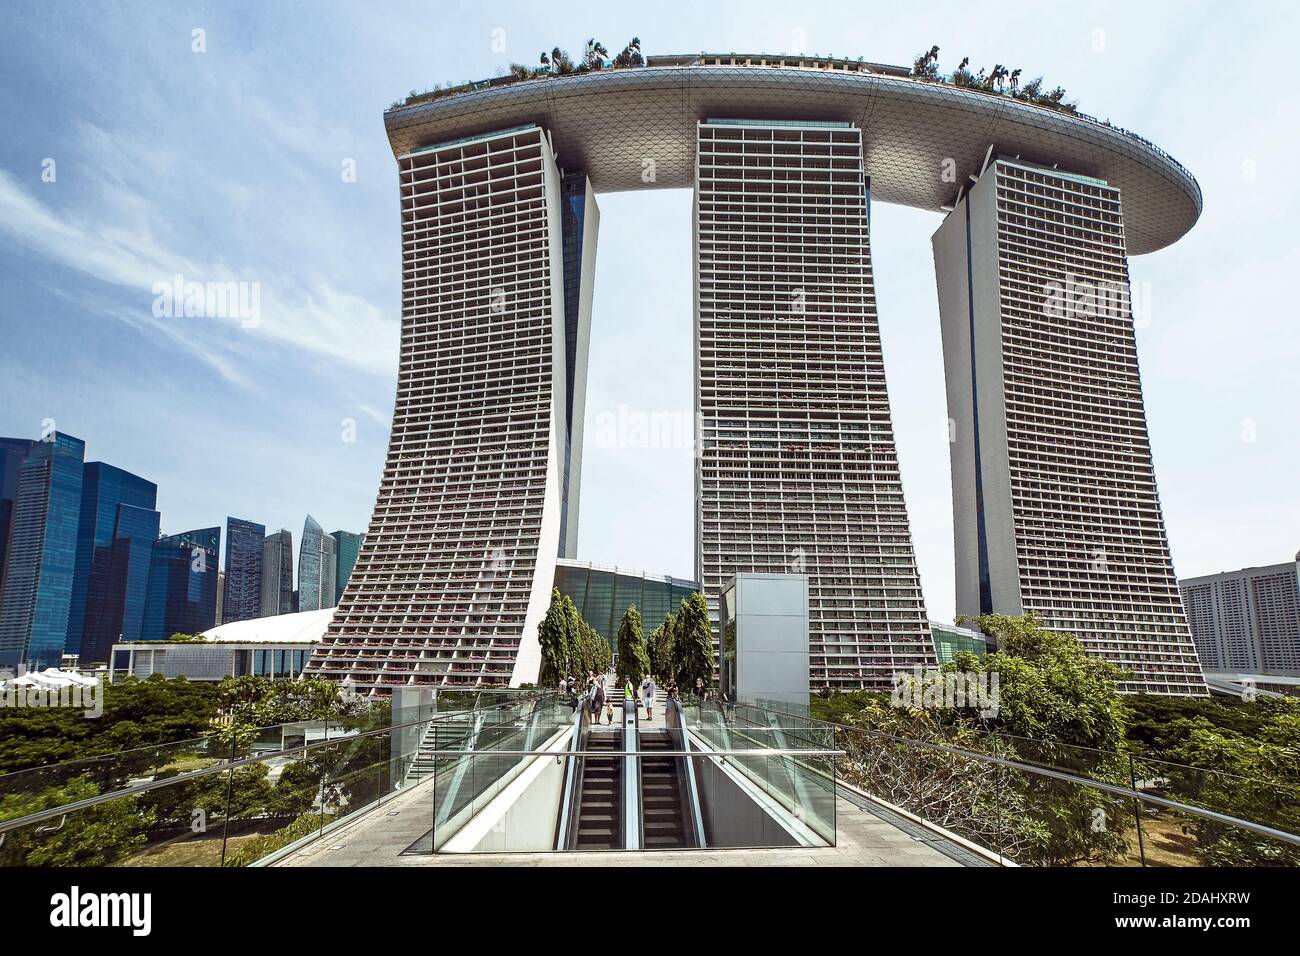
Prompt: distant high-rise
<box><xmin>80</xmin><ymin>502</ymin><xmax>160</xmax><ymax>664</ymax></box>
<box><xmin>0</xmin><ymin>433</ymin><xmax>86</xmax><ymax>668</ymax></box>
<box><xmin>221</xmin><ymin>517</ymin><xmax>265</xmax><ymax>624</ymax></box>
<box><xmin>331</xmin><ymin>530</ymin><xmax>362</xmax><ymax>606</ymax></box>
<box><xmin>0</xmin><ymin>438</ymin><xmax>37</xmax><ymax>594</ymax></box>
<box><xmin>933</xmin><ymin>158</ymin><xmax>1205</xmax><ymax>695</ymax></box>
<box><xmin>297</xmin><ymin>515</ymin><xmax>335</xmax><ymax>612</ymax></box>
<box><xmin>141</xmin><ymin>527</ymin><xmax>220</xmax><ymax>641</ymax></box>
<box><xmin>1180</xmin><ymin>555</ymin><xmax>1300</xmax><ymax>676</ymax></box>
<box><xmin>260</xmin><ymin>529</ymin><xmax>294</xmax><ymax>617</ymax></box>
<box><xmin>67</xmin><ymin>462</ymin><xmax>158</xmax><ymax>658</ymax></box>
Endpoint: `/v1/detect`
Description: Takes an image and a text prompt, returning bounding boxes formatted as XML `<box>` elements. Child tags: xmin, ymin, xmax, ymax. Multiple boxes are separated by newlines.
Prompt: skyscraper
<box><xmin>309</xmin><ymin>124</ymin><xmax>587</xmax><ymax>689</ymax></box>
<box><xmin>140</xmin><ymin>527</ymin><xmax>220</xmax><ymax>641</ymax></box>
<box><xmin>66</xmin><ymin>462</ymin><xmax>158</xmax><ymax>658</ymax></box>
<box><xmin>0</xmin><ymin>433</ymin><xmax>86</xmax><ymax>668</ymax></box>
<box><xmin>80</xmin><ymin>502</ymin><xmax>160</xmax><ymax>664</ymax></box>
<box><xmin>331</xmin><ymin>530</ymin><xmax>362</xmax><ymax>606</ymax></box>
<box><xmin>260</xmin><ymin>529</ymin><xmax>294</xmax><ymax>617</ymax></box>
<box><xmin>297</xmin><ymin>515</ymin><xmax>336</xmax><ymax>612</ymax></box>
<box><xmin>309</xmin><ymin>54</ymin><xmax>1204</xmax><ymax>694</ymax></box>
<box><xmin>694</xmin><ymin>119</ymin><xmax>934</xmax><ymax>689</ymax></box>
<box><xmin>1180</xmin><ymin>555</ymin><xmax>1300</xmax><ymax>676</ymax></box>
<box><xmin>221</xmin><ymin>517</ymin><xmax>265</xmax><ymax>623</ymax></box>
<box><xmin>0</xmin><ymin>438</ymin><xmax>37</xmax><ymax>595</ymax></box>
<box><xmin>933</xmin><ymin>158</ymin><xmax>1205</xmax><ymax>695</ymax></box>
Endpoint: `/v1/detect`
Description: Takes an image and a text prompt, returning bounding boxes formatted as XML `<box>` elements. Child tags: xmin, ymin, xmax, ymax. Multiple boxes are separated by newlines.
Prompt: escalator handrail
<box><xmin>622</xmin><ymin>695</ymin><xmax>641</xmax><ymax>850</ymax></box>
<box><xmin>668</xmin><ymin>697</ymin><xmax>707</xmax><ymax>848</ymax></box>
<box><xmin>555</xmin><ymin>691</ymin><xmax>592</xmax><ymax>850</ymax></box>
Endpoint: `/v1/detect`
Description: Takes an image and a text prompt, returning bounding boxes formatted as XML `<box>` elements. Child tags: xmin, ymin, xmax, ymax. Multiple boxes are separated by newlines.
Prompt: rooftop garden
<box><xmin>909</xmin><ymin>44</ymin><xmax>1079</xmax><ymax>114</ymax></box>
<box><xmin>382</xmin><ymin>41</ymin><xmax>1187</xmax><ymax>175</ymax></box>
<box><xmin>390</xmin><ymin>37</ymin><xmax>645</xmax><ymax>110</ymax></box>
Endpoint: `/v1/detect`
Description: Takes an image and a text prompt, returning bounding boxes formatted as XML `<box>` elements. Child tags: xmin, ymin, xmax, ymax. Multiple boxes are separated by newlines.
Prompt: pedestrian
<box><xmin>666</xmin><ymin>677</ymin><xmax>678</xmax><ymax>701</ymax></box>
<box><xmin>642</xmin><ymin>675</ymin><xmax>656</xmax><ymax>720</ymax></box>
<box><xmin>695</xmin><ymin>676</ymin><xmax>705</xmax><ymax>701</ymax></box>
<box><xmin>592</xmin><ymin>675</ymin><xmax>605</xmax><ymax>720</ymax></box>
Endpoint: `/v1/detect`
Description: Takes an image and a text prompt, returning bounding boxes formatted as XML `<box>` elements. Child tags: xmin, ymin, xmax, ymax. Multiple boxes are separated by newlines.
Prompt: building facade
<box><xmin>141</xmin><ymin>527</ymin><xmax>220</xmax><ymax>641</ymax></box>
<box><xmin>306</xmin><ymin>56</ymin><xmax>1204</xmax><ymax>694</ymax></box>
<box><xmin>297</xmin><ymin>515</ymin><xmax>335</xmax><ymax>612</ymax></box>
<box><xmin>930</xmin><ymin>620</ymin><xmax>992</xmax><ymax>665</ymax></box>
<box><xmin>553</xmin><ymin>558</ymin><xmax>697</xmax><ymax>646</ymax></box>
<box><xmin>0</xmin><ymin>438</ymin><xmax>37</xmax><ymax>596</ymax></box>
<box><xmin>331</xmin><ymin>530</ymin><xmax>363</xmax><ymax>606</ymax></box>
<box><xmin>1180</xmin><ymin>555</ymin><xmax>1300</xmax><ymax>676</ymax></box>
<box><xmin>933</xmin><ymin>158</ymin><xmax>1205</xmax><ymax>694</ymax></box>
<box><xmin>0</xmin><ymin>433</ymin><xmax>86</xmax><ymax>668</ymax></box>
<box><xmin>695</xmin><ymin>119</ymin><xmax>934</xmax><ymax>690</ymax></box>
<box><xmin>67</xmin><ymin>462</ymin><xmax>159</xmax><ymax>658</ymax></box>
<box><xmin>260</xmin><ymin>529</ymin><xmax>294</xmax><ymax>617</ymax></box>
<box><xmin>221</xmin><ymin>517</ymin><xmax>265</xmax><ymax>623</ymax></box>
<box><xmin>307</xmin><ymin>124</ymin><xmax>594</xmax><ymax>691</ymax></box>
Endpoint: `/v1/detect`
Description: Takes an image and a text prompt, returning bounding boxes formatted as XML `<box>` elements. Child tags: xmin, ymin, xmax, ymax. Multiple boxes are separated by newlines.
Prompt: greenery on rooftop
<box><xmin>910</xmin><ymin>44</ymin><xmax>1078</xmax><ymax>114</ymax></box>
<box><xmin>391</xmin><ymin>37</ymin><xmax>644</xmax><ymax>109</ymax></box>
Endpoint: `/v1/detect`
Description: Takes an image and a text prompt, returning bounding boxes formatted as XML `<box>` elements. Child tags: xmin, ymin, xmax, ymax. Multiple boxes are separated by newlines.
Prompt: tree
<box><xmin>655</xmin><ymin>612</ymin><xmax>676</xmax><ymax>680</ymax></box>
<box><xmin>673</xmin><ymin>592</ymin><xmax>715</xmax><ymax>691</ymax></box>
<box><xmin>616</xmin><ymin>605</ymin><xmax>649</xmax><ymax>685</ymax></box>
<box><xmin>581</xmin><ymin>38</ymin><xmax>609</xmax><ymax>71</ymax></box>
<box><xmin>0</xmin><ymin>777</ymin><xmax>153</xmax><ymax>866</ymax></box>
<box><xmin>536</xmin><ymin>588</ymin><xmax>570</xmax><ymax>686</ymax></box>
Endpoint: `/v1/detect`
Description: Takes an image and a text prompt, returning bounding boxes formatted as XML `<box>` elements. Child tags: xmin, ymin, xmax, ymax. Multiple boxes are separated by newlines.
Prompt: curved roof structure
<box><xmin>385</xmin><ymin>57</ymin><xmax>1200</xmax><ymax>255</ymax></box>
<box><xmin>199</xmin><ymin>607</ymin><xmax>335</xmax><ymax>644</ymax></box>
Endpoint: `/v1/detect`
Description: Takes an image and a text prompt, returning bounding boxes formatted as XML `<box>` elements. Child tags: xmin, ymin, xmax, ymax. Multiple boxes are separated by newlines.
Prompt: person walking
<box><xmin>642</xmin><ymin>675</ymin><xmax>656</xmax><ymax>721</ymax></box>
<box><xmin>695</xmin><ymin>676</ymin><xmax>705</xmax><ymax>701</ymax></box>
<box><xmin>592</xmin><ymin>674</ymin><xmax>605</xmax><ymax>722</ymax></box>
<box><xmin>666</xmin><ymin>677</ymin><xmax>678</xmax><ymax>701</ymax></box>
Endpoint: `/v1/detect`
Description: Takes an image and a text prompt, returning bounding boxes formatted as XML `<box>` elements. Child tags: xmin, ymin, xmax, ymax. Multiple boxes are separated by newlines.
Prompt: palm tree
<box><xmin>582</xmin><ymin>38</ymin><xmax>609</xmax><ymax>71</ymax></box>
<box><xmin>1009</xmin><ymin>68</ymin><xmax>1022</xmax><ymax>95</ymax></box>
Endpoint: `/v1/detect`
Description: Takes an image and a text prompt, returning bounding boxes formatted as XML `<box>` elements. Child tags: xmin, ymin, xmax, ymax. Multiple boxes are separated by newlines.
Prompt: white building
<box><xmin>111</xmin><ymin>607</ymin><xmax>334</xmax><ymax>682</ymax></box>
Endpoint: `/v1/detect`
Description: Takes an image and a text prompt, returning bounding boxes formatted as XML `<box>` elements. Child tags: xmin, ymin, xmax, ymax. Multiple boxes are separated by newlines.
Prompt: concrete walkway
<box><xmin>276</xmin><ymin>769</ymin><xmax>970</xmax><ymax>868</ymax></box>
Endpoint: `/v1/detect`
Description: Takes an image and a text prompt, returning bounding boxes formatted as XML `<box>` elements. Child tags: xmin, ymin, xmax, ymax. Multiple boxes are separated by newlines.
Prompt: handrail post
<box><xmin>1129</xmin><ymin>753</ymin><xmax>1146</xmax><ymax>867</ymax></box>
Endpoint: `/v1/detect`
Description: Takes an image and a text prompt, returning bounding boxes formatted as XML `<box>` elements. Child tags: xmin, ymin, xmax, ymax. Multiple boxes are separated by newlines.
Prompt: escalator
<box><xmin>639</xmin><ymin>729</ymin><xmax>692</xmax><ymax>848</ymax></box>
<box><xmin>573</xmin><ymin>731</ymin><xmax>622</xmax><ymax>849</ymax></box>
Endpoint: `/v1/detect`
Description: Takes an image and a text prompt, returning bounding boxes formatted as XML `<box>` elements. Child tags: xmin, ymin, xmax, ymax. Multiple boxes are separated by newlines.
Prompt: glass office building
<box><xmin>331</xmin><ymin>530</ymin><xmax>362</xmax><ymax>605</ymax></box>
<box><xmin>222</xmin><ymin>516</ymin><xmax>265</xmax><ymax>624</ymax></box>
<box><xmin>260</xmin><ymin>529</ymin><xmax>294</xmax><ymax>617</ymax></box>
<box><xmin>140</xmin><ymin>527</ymin><xmax>220</xmax><ymax>641</ymax></box>
<box><xmin>0</xmin><ymin>433</ymin><xmax>86</xmax><ymax>668</ymax></box>
<box><xmin>81</xmin><ymin>502</ymin><xmax>161</xmax><ymax>664</ymax></box>
<box><xmin>66</xmin><ymin>462</ymin><xmax>158</xmax><ymax>657</ymax></box>
<box><xmin>297</xmin><ymin>515</ymin><xmax>335</xmax><ymax>612</ymax></box>
<box><xmin>553</xmin><ymin>559</ymin><xmax>697</xmax><ymax>645</ymax></box>
<box><xmin>929</xmin><ymin>621</ymin><xmax>992</xmax><ymax>665</ymax></box>
<box><xmin>0</xmin><ymin>438</ymin><xmax>37</xmax><ymax>596</ymax></box>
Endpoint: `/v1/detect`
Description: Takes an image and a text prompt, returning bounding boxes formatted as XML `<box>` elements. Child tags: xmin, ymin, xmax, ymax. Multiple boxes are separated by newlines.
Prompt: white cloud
<box><xmin>0</xmin><ymin>168</ymin><xmax>398</xmax><ymax>379</ymax></box>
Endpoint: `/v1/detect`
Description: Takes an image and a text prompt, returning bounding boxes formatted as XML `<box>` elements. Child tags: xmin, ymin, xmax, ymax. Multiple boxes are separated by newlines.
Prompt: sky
<box><xmin>0</xmin><ymin>0</ymin><xmax>1296</xmax><ymax>625</ymax></box>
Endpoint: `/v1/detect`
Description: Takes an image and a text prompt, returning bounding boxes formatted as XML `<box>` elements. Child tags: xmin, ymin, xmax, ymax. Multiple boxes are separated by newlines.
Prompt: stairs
<box><xmin>639</xmin><ymin>729</ymin><xmax>690</xmax><ymax>848</ymax></box>
<box><xmin>574</xmin><ymin>731</ymin><xmax>621</xmax><ymax>849</ymax></box>
<box><xmin>405</xmin><ymin>711</ymin><xmax>477</xmax><ymax>783</ymax></box>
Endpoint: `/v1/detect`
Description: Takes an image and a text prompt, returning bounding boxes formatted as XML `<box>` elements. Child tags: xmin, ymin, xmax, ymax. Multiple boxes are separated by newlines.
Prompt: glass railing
<box><xmin>741</xmin><ymin>698</ymin><xmax>1300</xmax><ymax>868</ymax></box>
<box><xmin>0</xmin><ymin>692</ymin><xmax>552</xmax><ymax>867</ymax></box>
<box><xmin>681</xmin><ymin>699</ymin><xmax>837</xmax><ymax>846</ymax></box>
